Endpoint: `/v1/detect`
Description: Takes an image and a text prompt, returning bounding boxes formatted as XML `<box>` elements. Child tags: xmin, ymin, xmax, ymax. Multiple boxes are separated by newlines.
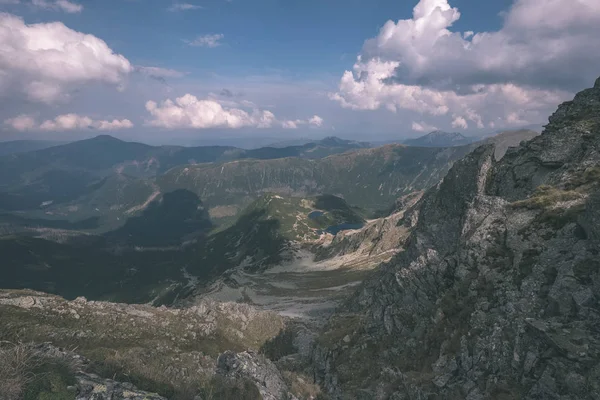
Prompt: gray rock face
<box><xmin>313</xmin><ymin>79</ymin><xmax>600</xmax><ymax>399</ymax></box>
<box><xmin>217</xmin><ymin>350</ymin><xmax>296</xmax><ymax>400</ymax></box>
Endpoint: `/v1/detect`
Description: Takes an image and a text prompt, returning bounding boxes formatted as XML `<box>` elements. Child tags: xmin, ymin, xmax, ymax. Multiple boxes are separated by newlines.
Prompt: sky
<box><xmin>0</xmin><ymin>0</ymin><xmax>599</xmax><ymax>145</ymax></box>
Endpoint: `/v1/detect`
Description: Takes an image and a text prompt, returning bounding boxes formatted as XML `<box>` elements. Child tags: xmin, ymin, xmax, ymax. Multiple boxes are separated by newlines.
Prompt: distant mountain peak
<box><xmin>426</xmin><ymin>130</ymin><xmax>467</xmax><ymax>139</ymax></box>
<box><xmin>89</xmin><ymin>134</ymin><xmax>123</xmax><ymax>143</ymax></box>
<box><xmin>404</xmin><ymin>130</ymin><xmax>474</xmax><ymax>147</ymax></box>
<box><xmin>320</xmin><ymin>136</ymin><xmax>345</xmax><ymax>144</ymax></box>
<box><xmin>319</xmin><ymin>136</ymin><xmax>370</xmax><ymax>148</ymax></box>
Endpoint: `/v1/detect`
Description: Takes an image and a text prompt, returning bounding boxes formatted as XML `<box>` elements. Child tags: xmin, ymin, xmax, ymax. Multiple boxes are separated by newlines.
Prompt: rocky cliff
<box><xmin>313</xmin><ymin>78</ymin><xmax>600</xmax><ymax>399</ymax></box>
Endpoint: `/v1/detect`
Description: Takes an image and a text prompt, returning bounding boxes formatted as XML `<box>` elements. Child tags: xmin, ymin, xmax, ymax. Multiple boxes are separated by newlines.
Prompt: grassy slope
<box><xmin>158</xmin><ymin>144</ymin><xmax>473</xmax><ymax>217</ymax></box>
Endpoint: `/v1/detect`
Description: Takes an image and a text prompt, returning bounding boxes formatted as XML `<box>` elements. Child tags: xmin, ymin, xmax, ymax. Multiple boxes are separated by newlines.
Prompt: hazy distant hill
<box><xmin>0</xmin><ymin>135</ymin><xmax>375</xmax><ymax>213</ymax></box>
<box><xmin>0</xmin><ymin>140</ymin><xmax>68</xmax><ymax>156</ymax></box>
<box><xmin>404</xmin><ymin>130</ymin><xmax>476</xmax><ymax>147</ymax></box>
<box><xmin>477</xmin><ymin>129</ymin><xmax>540</xmax><ymax>160</ymax></box>
<box><xmin>157</xmin><ymin>144</ymin><xmax>474</xmax><ymax>217</ymax></box>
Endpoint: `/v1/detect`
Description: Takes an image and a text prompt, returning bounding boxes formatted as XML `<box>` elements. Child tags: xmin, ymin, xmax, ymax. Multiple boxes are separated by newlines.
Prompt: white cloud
<box><xmin>95</xmin><ymin>119</ymin><xmax>135</xmax><ymax>130</ymax></box>
<box><xmin>451</xmin><ymin>116</ymin><xmax>468</xmax><ymax>129</ymax></box>
<box><xmin>506</xmin><ymin>112</ymin><xmax>529</xmax><ymax>126</ymax></box>
<box><xmin>31</xmin><ymin>0</ymin><xmax>83</xmax><ymax>13</ymax></box>
<box><xmin>145</xmin><ymin>94</ymin><xmax>323</xmax><ymax>130</ymax></box>
<box><xmin>39</xmin><ymin>114</ymin><xmax>93</xmax><ymax>130</ymax></box>
<box><xmin>186</xmin><ymin>34</ymin><xmax>224</xmax><ymax>48</ymax></box>
<box><xmin>281</xmin><ymin>120</ymin><xmax>302</xmax><ymax>129</ymax></box>
<box><xmin>168</xmin><ymin>3</ymin><xmax>202</xmax><ymax>11</ymax></box>
<box><xmin>0</xmin><ymin>14</ymin><xmax>132</xmax><ymax>104</ymax></box>
<box><xmin>4</xmin><ymin>114</ymin><xmax>37</xmax><ymax>131</ymax></box>
<box><xmin>145</xmin><ymin>94</ymin><xmax>276</xmax><ymax>129</ymax></box>
<box><xmin>281</xmin><ymin>115</ymin><xmax>325</xmax><ymax>129</ymax></box>
<box><xmin>412</xmin><ymin>121</ymin><xmax>437</xmax><ymax>132</ymax></box>
<box><xmin>331</xmin><ymin>0</ymin><xmax>599</xmax><ymax>130</ymax></box>
<box><xmin>4</xmin><ymin>114</ymin><xmax>133</xmax><ymax>131</ymax></box>
<box><xmin>309</xmin><ymin>115</ymin><xmax>324</xmax><ymax>127</ymax></box>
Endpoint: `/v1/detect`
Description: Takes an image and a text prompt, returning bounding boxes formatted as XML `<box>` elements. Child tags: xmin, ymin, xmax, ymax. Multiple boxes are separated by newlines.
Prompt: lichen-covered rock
<box><xmin>313</xmin><ymin>78</ymin><xmax>600</xmax><ymax>399</ymax></box>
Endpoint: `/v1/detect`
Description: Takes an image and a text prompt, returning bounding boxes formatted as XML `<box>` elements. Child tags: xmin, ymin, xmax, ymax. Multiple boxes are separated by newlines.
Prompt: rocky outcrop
<box><xmin>313</xmin><ymin>79</ymin><xmax>600</xmax><ymax>399</ymax></box>
<box><xmin>0</xmin><ymin>289</ymin><xmax>287</xmax><ymax>398</ymax></box>
<box><xmin>217</xmin><ymin>350</ymin><xmax>297</xmax><ymax>400</ymax></box>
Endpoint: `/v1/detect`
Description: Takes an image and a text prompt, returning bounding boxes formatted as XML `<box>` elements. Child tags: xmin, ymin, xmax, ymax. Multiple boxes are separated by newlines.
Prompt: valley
<box><xmin>0</xmin><ymin>114</ymin><xmax>589</xmax><ymax>400</ymax></box>
<box><xmin>0</xmin><ymin>0</ymin><xmax>597</xmax><ymax>398</ymax></box>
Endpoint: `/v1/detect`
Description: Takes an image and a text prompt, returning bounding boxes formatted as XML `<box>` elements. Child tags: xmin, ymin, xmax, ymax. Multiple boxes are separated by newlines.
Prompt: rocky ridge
<box><xmin>0</xmin><ymin>289</ymin><xmax>300</xmax><ymax>399</ymax></box>
<box><xmin>312</xmin><ymin>78</ymin><xmax>600</xmax><ymax>399</ymax></box>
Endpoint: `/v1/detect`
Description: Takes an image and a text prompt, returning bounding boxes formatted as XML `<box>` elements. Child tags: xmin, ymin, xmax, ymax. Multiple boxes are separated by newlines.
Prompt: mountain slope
<box><xmin>0</xmin><ymin>290</ymin><xmax>287</xmax><ymax>399</ymax></box>
<box><xmin>158</xmin><ymin>144</ymin><xmax>474</xmax><ymax>218</ymax></box>
<box><xmin>0</xmin><ymin>140</ymin><xmax>67</xmax><ymax>156</ymax></box>
<box><xmin>313</xmin><ymin>79</ymin><xmax>600</xmax><ymax>399</ymax></box>
<box><xmin>478</xmin><ymin>129</ymin><xmax>540</xmax><ymax>160</ymax></box>
<box><xmin>0</xmin><ymin>135</ymin><xmax>375</xmax><ymax>214</ymax></box>
<box><xmin>108</xmin><ymin>189</ymin><xmax>212</xmax><ymax>246</ymax></box>
<box><xmin>404</xmin><ymin>130</ymin><xmax>475</xmax><ymax>147</ymax></box>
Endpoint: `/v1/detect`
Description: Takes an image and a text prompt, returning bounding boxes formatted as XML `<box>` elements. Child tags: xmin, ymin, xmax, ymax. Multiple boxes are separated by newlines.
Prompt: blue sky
<box><xmin>0</xmin><ymin>0</ymin><xmax>598</xmax><ymax>144</ymax></box>
<box><xmin>7</xmin><ymin>0</ymin><xmax>512</xmax><ymax>79</ymax></box>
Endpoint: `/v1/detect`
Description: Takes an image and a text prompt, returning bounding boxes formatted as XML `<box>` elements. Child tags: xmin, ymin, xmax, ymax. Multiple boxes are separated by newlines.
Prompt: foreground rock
<box><xmin>0</xmin><ymin>290</ymin><xmax>292</xmax><ymax>398</ymax></box>
<box><xmin>217</xmin><ymin>350</ymin><xmax>298</xmax><ymax>400</ymax></box>
<box><xmin>313</xmin><ymin>79</ymin><xmax>600</xmax><ymax>399</ymax></box>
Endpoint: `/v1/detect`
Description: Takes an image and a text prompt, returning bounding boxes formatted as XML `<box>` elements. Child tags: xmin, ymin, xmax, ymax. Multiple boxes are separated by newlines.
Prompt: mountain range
<box><xmin>0</xmin><ymin>89</ymin><xmax>578</xmax><ymax>400</ymax></box>
<box><xmin>0</xmin><ymin>139</ymin><xmax>68</xmax><ymax>156</ymax></box>
<box><xmin>403</xmin><ymin>130</ymin><xmax>477</xmax><ymax>147</ymax></box>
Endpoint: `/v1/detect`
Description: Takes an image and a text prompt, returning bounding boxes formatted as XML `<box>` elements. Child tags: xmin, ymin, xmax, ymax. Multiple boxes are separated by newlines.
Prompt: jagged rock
<box><xmin>312</xmin><ymin>78</ymin><xmax>600</xmax><ymax>399</ymax></box>
<box><xmin>216</xmin><ymin>350</ymin><xmax>296</xmax><ymax>400</ymax></box>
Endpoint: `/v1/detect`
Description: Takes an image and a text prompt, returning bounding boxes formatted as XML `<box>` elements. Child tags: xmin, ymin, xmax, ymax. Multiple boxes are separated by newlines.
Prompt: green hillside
<box><xmin>158</xmin><ymin>144</ymin><xmax>473</xmax><ymax>218</ymax></box>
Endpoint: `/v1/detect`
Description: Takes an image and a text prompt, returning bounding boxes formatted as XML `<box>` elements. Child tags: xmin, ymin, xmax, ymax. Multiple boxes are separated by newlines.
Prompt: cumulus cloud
<box><xmin>412</xmin><ymin>121</ymin><xmax>438</xmax><ymax>132</ymax></box>
<box><xmin>309</xmin><ymin>115</ymin><xmax>324</xmax><ymax>127</ymax></box>
<box><xmin>4</xmin><ymin>115</ymin><xmax>37</xmax><ymax>131</ymax></box>
<box><xmin>31</xmin><ymin>0</ymin><xmax>83</xmax><ymax>13</ymax></box>
<box><xmin>331</xmin><ymin>0</ymin><xmax>599</xmax><ymax>129</ymax></box>
<box><xmin>186</xmin><ymin>34</ymin><xmax>224</xmax><ymax>48</ymax></box>
<box><xmin>281</xmin><ymin>120</ymin><xmax>302</xmax><ymax>129</ymax></box>
<box><xmin>145</xmin><ymin>94</ymin><xmax>324</xmax><ymax>130</ymax></box>
<box><xmin>4</xmin><ymin>114</ymin><xmax>133</xmax><ymax>131</ymax></box>
<box><xmin>281</xmin><ymin>115</ymin><xmax>325</xmax><ymax>129</ymax></box>
<box><xmin>0</xmin><ymin>14</ymin><xmax>132</xmax><ymax>104</ymax></box>
<box><xmin>145</xmin><ymin>94</ymin><xmax>277</xmax><ymax>129</ymax></box>
<box><xmin>168</xmin><ymin>3</ymin><xmax>202</xmax><ymax>11</ymax></box>
<box><xmin>451</xmin><ymin>116</ymin><xmax>468</xmax><ymax>129</ymax></box>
